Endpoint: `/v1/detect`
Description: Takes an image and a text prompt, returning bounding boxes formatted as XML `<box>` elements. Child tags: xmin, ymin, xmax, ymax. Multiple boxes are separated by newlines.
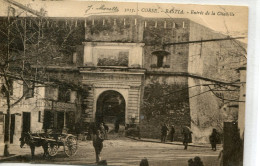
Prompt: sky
<box><xmin>0</xmin><ymin>0</ymin><xmax>248</xmax><ymax>40</ymax></box>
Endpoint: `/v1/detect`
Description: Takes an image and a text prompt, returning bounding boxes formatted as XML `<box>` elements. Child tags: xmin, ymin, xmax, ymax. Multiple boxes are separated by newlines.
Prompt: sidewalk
<box><xmin>126</xmin><ymin>136</ymin><xmax>213</xmax><ymax>148</ymax></box>
<box><xmin>0</xmin><ymin>144</ymin><xmax>36</xmax><ymax>162</ymax></box>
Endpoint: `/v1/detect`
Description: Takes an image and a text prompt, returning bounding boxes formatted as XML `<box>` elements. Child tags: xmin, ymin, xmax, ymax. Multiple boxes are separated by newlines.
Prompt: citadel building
<box><xmin>0</xmin><ymin>15</ymin><xmax>246</xmax><ymax>144</ymax></box>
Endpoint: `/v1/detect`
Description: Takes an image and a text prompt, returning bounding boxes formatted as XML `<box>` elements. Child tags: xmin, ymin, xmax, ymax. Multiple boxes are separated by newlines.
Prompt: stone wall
<box><xmin>85</xmin><ymin>15</ymin><xmax>144</xmax><ymax>43</ymax></box>
<box><xmin>188</xmin><ymin>21</ymin><xmax>243</xmax><ymax>143</ymax></box>
<box><xmin>188</xmin><ymin>21</ymin><xmax>245</xmax><ymax>81</ymax></box>
<box><xmin>143</xmin><ymin>18</ymin><xmax>190</xmax><ymax>73</ymax></box>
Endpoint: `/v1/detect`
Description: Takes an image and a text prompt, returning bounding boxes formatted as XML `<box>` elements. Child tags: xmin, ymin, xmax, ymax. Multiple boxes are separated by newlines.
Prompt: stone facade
<box><xmin>79</xmin><ymin>15</ymin><xmax>245</xmax><ymax>142</ymax></box>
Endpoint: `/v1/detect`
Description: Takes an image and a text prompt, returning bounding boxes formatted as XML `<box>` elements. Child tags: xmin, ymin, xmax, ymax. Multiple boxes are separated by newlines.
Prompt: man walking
<box><xmin>169</xmin><ymin>125</ymin><xmax>175</xmax><ymax>142</ymax></box>
<box><xmin>114</xmin><ymin>117</ymin><xmax>120</xmax><ymax>133</ymax></box>
<box><xmin>209</xmin><ymin>128</ymin><xmax>218</xmax><ymax>151</ymax></box>
<box><xmin>182</xmin><ymin>126</ymin><xmax>192</xmax><ymax>150</ymax></box>
<box><xmin>92</xmin><ymin>122</ymin><xmax>105</xmax><ymax>163</ymax></box>
<box><xmin>161</xmin><ymin>123</ymin><xmax>168</xmax><ymax>143</ymax></box>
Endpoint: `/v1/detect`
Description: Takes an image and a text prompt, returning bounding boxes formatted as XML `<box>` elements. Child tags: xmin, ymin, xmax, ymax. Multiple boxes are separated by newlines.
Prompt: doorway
<box><xmin>10</xmin><ymin>114</ymin><xmax>15</xmax><ymax>144</ymax></box>
<box><xmin>43</xmin><ymin>110</ymin><xmax>54</xmax><ymax>130</ymax></box>
<box><xmin>4</xmin><ymin>114</ymin><xmax>16</xmax><ymax>143</ymax></box>
<box><xmin>96</xmin><ymin>90</ymin><xmax>125</xmax><ymax>133</ymax></box>
<box><xmin>22</xmin><ymin>112</ymin><xmax>31</xmax><ymax>133</ymax></box>
<box><xmin>57</xmin><ymin>111</ymin><xmax>64</xmax><ymax>131</ymax></box>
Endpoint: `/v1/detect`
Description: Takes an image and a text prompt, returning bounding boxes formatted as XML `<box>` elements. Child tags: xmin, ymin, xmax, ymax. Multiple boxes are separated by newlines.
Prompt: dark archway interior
<box><xmin>96</xmin><ymin>90</ymin><xmax>126</xmax><ymax>126</ymax></box>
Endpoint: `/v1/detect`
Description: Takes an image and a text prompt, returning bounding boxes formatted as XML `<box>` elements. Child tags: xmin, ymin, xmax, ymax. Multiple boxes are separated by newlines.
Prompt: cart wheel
<box><xmin>47</xmin><ymin>142</ymin><xmax>59</xmax><ymax>157</ymax></box>
<box><xmin>64</xmin><ymin>135</ymin><xmax>78</xmax><ymax>157</ymax></box>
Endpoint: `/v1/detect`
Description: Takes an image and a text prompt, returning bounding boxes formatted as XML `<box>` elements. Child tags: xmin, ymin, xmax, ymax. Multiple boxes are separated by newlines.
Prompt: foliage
<box><xmin>142</xmin><ymin>82</ymin><xmax>190</xmax><ymax>123</ymax></box>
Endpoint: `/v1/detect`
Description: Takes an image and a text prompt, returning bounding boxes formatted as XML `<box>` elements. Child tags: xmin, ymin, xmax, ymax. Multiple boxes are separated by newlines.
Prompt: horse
<box><xmin>20</xmin><ymin>132</ymin><xmax>50</xmax><ymax>159</ymax></box>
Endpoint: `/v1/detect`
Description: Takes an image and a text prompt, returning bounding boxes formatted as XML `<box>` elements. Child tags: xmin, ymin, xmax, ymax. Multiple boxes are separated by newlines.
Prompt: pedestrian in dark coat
<box><xmin>161</xmin><ymin>123</ymin><xmax>169</xmax><ymax>143</ymax></box>
<box><xmin>136</xmin><ymin>125</ymin><xmax>141</xmax><ymax>139</ymax></box>
<box><xmin>169</xmin><ymin>125</ymin><xmax>175</xmax><ymax>142</ymax></box>
<box><xmin>182</xmin><ymin>126</ymin><xmax>192</xmax><ymax>150</ymax></box>
<box><xmin>209</xmin><ymin>128</ymin><xmax>218</xmax><ymax>151</ymax></box>
<box><xmin>114</xmin><ymin>117</ymin><xmax>120</xmax><ymax>133</ymax></box>
<box><xmin>92</xmin><ymin>123</ymin><xmax>105</xmax><ymax>163</ymax></box>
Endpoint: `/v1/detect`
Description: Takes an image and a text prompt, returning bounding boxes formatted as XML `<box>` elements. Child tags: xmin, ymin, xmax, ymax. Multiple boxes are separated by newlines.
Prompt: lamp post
<box><xmin>131</xmin><ymin>113</ymin><xmax>136</xmax><ymax>125</ymax></box>
<box><xmin>62</xmin><ymin>110</ymin><xmax>68</xmax><ymax>134</ymax></box>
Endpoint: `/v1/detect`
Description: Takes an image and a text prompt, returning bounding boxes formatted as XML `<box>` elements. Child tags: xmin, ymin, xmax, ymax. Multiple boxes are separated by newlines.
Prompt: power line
<box><xmin>163</xmin><ymin>37</ymin><xmax>245</xmax><ymax>46</ymax></box>
<box><xmin>207</xmin><ymin>85</ymin><xmax>245</xmax><ymax>102</ymax></box>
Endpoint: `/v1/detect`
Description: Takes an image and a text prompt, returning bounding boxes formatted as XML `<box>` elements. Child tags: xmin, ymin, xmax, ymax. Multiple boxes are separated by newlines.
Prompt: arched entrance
<box><xmin>96</xmin><ymin>90</ymin><xmax>126</xmax><ymax>132</ymax></box>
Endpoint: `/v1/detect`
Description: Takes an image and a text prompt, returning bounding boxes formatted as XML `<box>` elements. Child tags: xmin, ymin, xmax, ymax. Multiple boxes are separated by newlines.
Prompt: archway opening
<box><xmin>96</xmin><ymin>90</ymin><xmax>126</xmax><ymax>133</ymax></box>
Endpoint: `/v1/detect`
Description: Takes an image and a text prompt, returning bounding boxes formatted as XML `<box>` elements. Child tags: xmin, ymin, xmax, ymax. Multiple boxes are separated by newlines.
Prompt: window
<box><xmin>23</xmin><ymin>81</ymin><xmax>34</xmax><ymax>99</ymax></box>
<box><xmin>95</xmin><ymin>49</ymin><xmax>129</xmax><ymax>66</ymax></box>
<box><xmin>157</xmin><ymin>55</ymin><xmax>164</xmax><ymax>68</ymax></box>
<box><xmin>151</xmin><ymin>50</ymin><xmax>170</xmax><ymax>68</ymax></box>
<box><xmin>43</xmin><ymin>110</ymin><xmax>54</xmax><ymax>130</ymax></box>
<box><xmin>45</xmin><ymin>86</ymin><xmax>58</xmax><ymax>100</ymax></box>
<box><xmin>38</xmin><ymin>111</ymin><xmax>41</xmax><ymax>122</ymax></box>
<box><xmin>1</xmin><ymin>79</ymin><xmax>14</xmax><ymax>97</ymax></box>
<box><xmin>58</xmin><ymin>86</ymin><xmax>70</xmax><ymax>102</ymax></box>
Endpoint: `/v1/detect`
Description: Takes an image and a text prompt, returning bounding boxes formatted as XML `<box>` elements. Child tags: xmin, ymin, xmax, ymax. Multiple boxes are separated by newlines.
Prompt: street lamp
<box><xmin>131</xmin><ymin>113</ymin><xmax>136</xmax><ymax>124</ymax></box>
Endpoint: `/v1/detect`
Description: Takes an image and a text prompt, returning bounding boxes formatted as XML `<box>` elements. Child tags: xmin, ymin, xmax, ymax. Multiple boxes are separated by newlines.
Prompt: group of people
<box><xmin>161</xmin><ymin>123</ymin><xmax>176</xmax><ymax>143</ymax></box>
<box><xmin>161</xmin><ymin>123</ymin><xmax>192</xmax><ymax>150</ymax></box>
<box><xmin>161</xmin><ymin>123</ymin><xmax>219</xmax><ymax>151</ymax></box>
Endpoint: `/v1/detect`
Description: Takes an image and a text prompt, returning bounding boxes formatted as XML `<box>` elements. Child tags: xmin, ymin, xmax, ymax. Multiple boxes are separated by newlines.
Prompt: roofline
<box><xmin>0</xmin><ymin>15</ymin><xmax>190</xmax><ymax>21</ymax></box>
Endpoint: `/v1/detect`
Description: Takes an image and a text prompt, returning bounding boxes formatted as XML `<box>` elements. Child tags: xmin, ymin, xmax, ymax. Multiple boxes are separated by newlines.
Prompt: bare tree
<box><xmin>0</xmin><ymin>4</ymin><xmax>84</xmax><ymax>156</ymax></box>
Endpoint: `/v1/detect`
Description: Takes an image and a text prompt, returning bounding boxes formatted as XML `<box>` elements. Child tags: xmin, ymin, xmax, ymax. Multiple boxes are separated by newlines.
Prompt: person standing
<box><xmin>209</xmin><ymin>128</ymin><xmax>218</xmax><ymax>151</ymax></box>
<box><xmin>114</xmin><ymin>117</ymin><xmax>120</xmax><ymax>133</ymax></box>
<box><xmin>169</xmin><ymin>125</ymin><xmax>175</xmax><ymax>142</ymax></box>
<box><xmin>103</xmin><ymin>123</ymin><xmax>109</xmax><ymax>140</ymax></box>
<box><xmin>161</xmin><ymin>123</ymin><xmax>168</xmax><ymax>143</ymax></box>
<box><xmin>136</xmin><ymin>125</ymin><xmax>141</xmax><ymax>139</ymax></box>
<box><xmin>182</xmin><ymin>126</ymin><xmax>192</xmax><ymax>150</ymax></box>
<box><xmin>92</xmin><ymin>122</ymin><xmax>105</xmax><ymax>163</ymax></box>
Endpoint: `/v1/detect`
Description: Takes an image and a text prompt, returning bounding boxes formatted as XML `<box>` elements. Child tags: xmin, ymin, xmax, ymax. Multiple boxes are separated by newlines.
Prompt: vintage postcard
<box><xmin>0</xmin><ymin>0</ymin><xmax>248</xmax><ymax>166</ymax></box>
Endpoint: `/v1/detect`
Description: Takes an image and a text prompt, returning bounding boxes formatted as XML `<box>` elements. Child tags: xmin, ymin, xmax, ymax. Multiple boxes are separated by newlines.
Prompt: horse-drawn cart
<box><xmin>20</xmin><ymin>132</ymin><xmax>78</xmax><ymax>158</ymax></box>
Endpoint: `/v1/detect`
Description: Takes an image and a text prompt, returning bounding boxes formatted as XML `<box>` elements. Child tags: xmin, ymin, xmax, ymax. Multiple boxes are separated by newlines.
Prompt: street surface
<box><xmin>2</xmin><ymin>138</ymin><xmax>221</xmax><ymax>166</ymax></box>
